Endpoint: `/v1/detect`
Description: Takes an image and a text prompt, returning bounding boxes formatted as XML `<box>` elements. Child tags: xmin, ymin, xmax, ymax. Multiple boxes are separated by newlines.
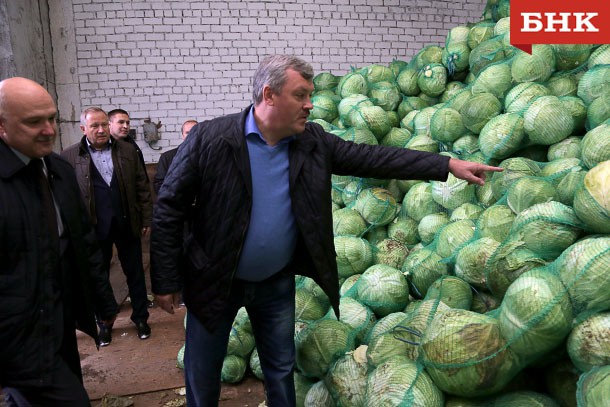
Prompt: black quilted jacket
<box><xmin>150</xmin><ymin>106</ymin><xmax>450</xmax><ymax>331</ymax></box>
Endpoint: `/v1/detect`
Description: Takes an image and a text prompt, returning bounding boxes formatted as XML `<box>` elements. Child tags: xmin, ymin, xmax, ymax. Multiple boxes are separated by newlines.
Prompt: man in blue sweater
<box><xmin>151</xmin><ymin>55</ymin><xmax>502</xmax><ymax>407</ymax></box>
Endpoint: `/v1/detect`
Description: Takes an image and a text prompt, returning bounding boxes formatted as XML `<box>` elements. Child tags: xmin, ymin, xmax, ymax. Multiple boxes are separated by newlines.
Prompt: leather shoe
<box><xmin>136</xmin><ymin>321</ymin><xmax>151</xmax><ymax>340</ymax></box>
<box><xmin>99</xmin><ymin>325</ymin><xmax>112</xmax><ymax>347</ymax></box>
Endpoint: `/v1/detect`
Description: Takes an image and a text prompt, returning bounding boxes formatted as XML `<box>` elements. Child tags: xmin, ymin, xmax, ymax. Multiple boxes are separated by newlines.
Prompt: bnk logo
<box><xmin>510</xmin><ymin>0</ymin><xmax>610</xmax><ymax>53</ymax></box>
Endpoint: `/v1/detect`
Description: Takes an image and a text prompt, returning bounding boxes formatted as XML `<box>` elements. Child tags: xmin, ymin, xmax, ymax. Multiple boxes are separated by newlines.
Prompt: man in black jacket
<box><xmin>153</xmin><ymin>119</ymin><xmax>197</xmax><ymax>196</ymax></box>
<box><xmin>0</xmin><ymin>77</ymin><xmax>117</xmax><ymax>405</ymax></box>
<box><xmin>151</xmin><ymin>55</ymin><xmax>502</xmax><ymax>406</ymax></box>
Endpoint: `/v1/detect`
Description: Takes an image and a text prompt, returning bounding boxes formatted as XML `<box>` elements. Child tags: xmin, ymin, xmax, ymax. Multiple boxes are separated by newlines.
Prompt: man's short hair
<box><xmin>80</xmin><ymin>107</ymin><xmax>107</xmax><ymax>126</ymax></box>
<box><xmin>108</xmin><ymin>108</ymin><xmax>129</xmax><ymax>120</ymax></box>
<box><xmin>181</xmin><ymin>119</ymin><xmax>198</xmax><ymax>134</ymax></box>
<box><xmin>252</xmin><ymin>55</ymin><xmax>314</xmax><ymax>105</ymax></box>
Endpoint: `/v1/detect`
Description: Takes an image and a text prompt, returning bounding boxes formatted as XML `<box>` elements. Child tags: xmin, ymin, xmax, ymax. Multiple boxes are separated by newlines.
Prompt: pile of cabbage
<box><xmin>176</xmin><ymin>1</ymin><xmax>610</xmax><ymax>405</ymax></box>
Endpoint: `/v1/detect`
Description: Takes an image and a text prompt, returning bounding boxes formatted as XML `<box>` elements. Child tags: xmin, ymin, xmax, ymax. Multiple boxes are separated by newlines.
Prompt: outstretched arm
<box><xmin>448</xmin><ymin>158</ymin><xmax>503</xmax><ymax>186</ymax></box>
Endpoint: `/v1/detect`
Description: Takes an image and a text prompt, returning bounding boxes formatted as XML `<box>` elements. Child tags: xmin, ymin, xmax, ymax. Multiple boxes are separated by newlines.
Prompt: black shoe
<box><xmin>136</xmin><ymin>321</ymin><xmax>151</xmax><ymax>340</ymax></box>
<box><xmin>99</xmin><ymin>325</ymin><xmax>112</xmax><ymax>347</ymax></box>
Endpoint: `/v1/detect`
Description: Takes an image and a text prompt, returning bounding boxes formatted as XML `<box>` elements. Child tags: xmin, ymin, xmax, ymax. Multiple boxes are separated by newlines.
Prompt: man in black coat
<box><xmin>151</xmin><ymin>55</ymin><xmax>502</xmax><ymax>406</ymax></box>
<box><xmin>0</xmin><ymin>77</ymin><xmax>117</xmax><ymax>405</ymax></box>
<box><xmin>153</xmin><ymin>119</ymin><xmax>197</xmax><ymax>196</ymax></box>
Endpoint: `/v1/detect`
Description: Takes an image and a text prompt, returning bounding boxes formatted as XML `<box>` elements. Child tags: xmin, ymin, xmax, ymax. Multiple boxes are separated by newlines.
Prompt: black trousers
<box><xmin>98</xmin><ymin>219</ymin><xmax>149</xmax><ymax>324</ymax></box>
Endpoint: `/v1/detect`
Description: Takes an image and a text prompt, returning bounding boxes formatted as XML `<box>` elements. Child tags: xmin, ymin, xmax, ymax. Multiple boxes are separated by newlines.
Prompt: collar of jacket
<box><xmin>0</xmin><ymin>138</ymin><xmax>60</xmax><ymax>181</ymax></box>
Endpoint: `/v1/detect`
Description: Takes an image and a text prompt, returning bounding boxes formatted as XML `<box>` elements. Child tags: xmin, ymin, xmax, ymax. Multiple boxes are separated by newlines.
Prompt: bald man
<box><xmin>0</xmin><ymin>77</ymin><xmax>117</xmax><ymax>406</ymax></box>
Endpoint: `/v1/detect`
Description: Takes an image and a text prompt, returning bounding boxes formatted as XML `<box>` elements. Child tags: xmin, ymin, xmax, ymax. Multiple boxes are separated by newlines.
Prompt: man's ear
<box><xmin>262</xmin><ymin>85</ymin><xmax>274</xmax><ymax>105</ymax></box>
<box><xmin>80</xmin><ymin>125</ymin><xmax>86</xmax><ymax>134</ymax></box>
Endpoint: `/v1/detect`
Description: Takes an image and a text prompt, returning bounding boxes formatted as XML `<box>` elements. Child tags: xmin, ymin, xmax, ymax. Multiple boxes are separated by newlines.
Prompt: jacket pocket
<box><xmin>184</xmin><ymin>235</ymin><xmax>210</xmax><ymax>272</ymax></box>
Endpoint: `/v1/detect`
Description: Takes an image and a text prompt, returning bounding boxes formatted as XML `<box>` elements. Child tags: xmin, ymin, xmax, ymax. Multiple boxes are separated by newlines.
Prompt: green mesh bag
<box><xmin>459</xmin><ymin>92</ymin><xmax>502</xmax><ymax>134</ymax></box>
<box><xmin>221</xmin><ymin>354</ymin><xmax>247</xmax><ymax>383</ymax></box>
<box><xmin>325</xmin><ymin>346</ymin><xmax>369</xmax><ymax>407</ymax></box>
<box><xmin>430</xmin><ymin>107</ymin><xmax>466</xmax><ymax>143</ymax></box>
<box><xmin>368</xmin><ymin>80</ymin><xmax>401</xmax><ymax>112</ymax></box>
<box><xmin>336</xmin><ymin>70</ymin><xmax>369</xmax><ymax>98</ymax></box>
<box><xmin>573</xmin><ymin>160</ymin><xmax>610</xmax><ymax>233</ymax></box>
<box><xmin>310</xmin><ymin>94</ymin><xmax>339</xmax><ymax>123</ymax></box>
<box><xmin>358</xmin><ymin>63</ymin><xmax>395</xmax><ymax>84</ymax></box>
<box><xmin>567</xmin><ymin>312</ymin><xmax>610</xmax><ymax>372</ymax></box>
<box><xmin>577</xmin><ymin>64</ymin><xmax>610</xmax><ymax>106</ymax></box>
<box><xmin>364</xmin><ymin>356</ymin><xmax>444</xmax><ymax>406</ymax></box>
<box><xmin>313</xmin><ymin>72</ymin><xmax>340</xmax><ymax>91</ymax></box>
<box><xmin>334</xmin><ymin>235</ymin><xmax>374</xmax><ymax>278</ymax></box>
<box><xmin>396</xmin><ymin>66</ymin><xmax>421</xmax><ymax>96</ymax></box>
<box><xmin>479</xmin><ymin>113</ymin><xmax>526</xmax><ymax>160</ymax></box>
<box><xmin>511</xmin><ymin>45</ymin><xmax>556</xmax><ymax>83</ymax></box>
<box><xmin>576</xmin><ymin>365</ymin><xmax>610</xmax><ymax>407</ymax></box>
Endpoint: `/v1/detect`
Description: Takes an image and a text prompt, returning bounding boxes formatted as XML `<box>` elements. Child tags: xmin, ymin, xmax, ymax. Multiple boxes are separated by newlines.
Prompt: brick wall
<box><xmin>66</xmin><ymin>0</ymin><xmax>486</xmax><ymax>162</ymax></box>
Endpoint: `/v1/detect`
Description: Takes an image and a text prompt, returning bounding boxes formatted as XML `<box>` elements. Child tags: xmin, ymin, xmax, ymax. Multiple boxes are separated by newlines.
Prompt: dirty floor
<box><xmin>78</xmin><ymin>236</ymin><xmax>266</xmax><ymax>406</ymax></box>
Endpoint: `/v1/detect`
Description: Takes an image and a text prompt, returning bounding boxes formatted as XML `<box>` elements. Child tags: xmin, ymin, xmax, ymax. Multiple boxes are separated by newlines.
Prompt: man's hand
<box><xmin>155</xmin><ymin>292</ymin><xmax>181</xmax><ymax>315</ymax></box>
<box><xmin>448</xmin><ymin>158</ymin><xmax>503</xmax><ymax>186</ymax></box>
<box><xmin>141</xmin><ymin>226</ymin><xmax>150</xmax><ymax>237</ymax></box>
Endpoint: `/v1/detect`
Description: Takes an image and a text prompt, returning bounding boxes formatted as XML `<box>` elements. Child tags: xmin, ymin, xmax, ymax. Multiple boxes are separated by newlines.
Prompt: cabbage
<box><xmin>561</xmin><ymin>95</ymin><xmax>588</xmax><ymax>133</ymax></box>
<box><xmin>567</xmin><ymin>312</ymin><xmax>610</xmax><ymax>372</ymax></box>
<box><xmin>359</xmin><ymin>64</ymin><xmax>395</xmax><ymax>84</ymax></box>
<box><xmin>434</xmin><ymin>219</ymin><xmax>476</xmax><ymax>259</ymax></box>
<box><xmin>365</xmin><ymin>311</ymin><xmax>408</xmax><ymax>344</ymax></box>
<box><xmin>313</xmin><ymin>72</ymin><xmax>340</xmax><ymax>91</ymax></box>
<box><xmin>547</xmin><ymin>136</ymin><xmax>582</xmax><ymax>161</ymax></box>
<box><xmin>469</xmin><ymin>37</ymin><xmax>509</xmax><ymax>76</ymax></box>
<box><xmin>387</xmin><ymin>217</ymin><xmax>420</xmax><ymax>246</ymax></box>
<box><xmin>581</xmin><ymin>124</ymin><xmax>610</xmax><ymax>170</ymax></box>
<box><xmin>339</xmin><ymin>274</ymin><xmax>361</xmax><ymax>297</ymax></box>
<box><xmin>295</xmin><ymin>372</ymin><xmax>316</xmax><ymax>406</ymax></box>
<box><xmin>326</xmin><ymin>296</ymin><xmax>376</xmax><ymax>345</ymax></box>
<box><xmin>304</xmin><ymin>380</ymin><xmax>334</xmax><ymax>406</ymax></box>
<box><xmin>417</xmin><ymin>63</ymin><xmax>448</xmax><ymax>97</ymax></box>
<box><xmin>221</xmin><ymin>355</ymin><xmax>247</xmax><ymax>383</ymax></box>
<box><xmin>511</xmin><ymin>201</ymin><xmax>583</xmax><ymax>260</ymax></box>
<box><xmin>310</xmin><ymin>94</ymin><xmax>338</xmax><ymax>122</ymax></box>
<box><xmin>227</xmin><ymin>323</ymin><xmax>255</xmax><ymax>357</ymax></box>
<box><xmin>479</xmin><ymin>113</ymin><xmax>526</xmax><ymax>159</ymax></box>
<box><xmin>539</xmin><ymin>157</ymin><xmax>583</xmax><ymax>183</ymax></box>
<box><xmin>334</xmin><ymin>236</ymin><xmax>373</xmax><ymax>278</ymax></box>
<box><xmin>491</xmin><ymin>157</ymin><xmax>541</xmax><ymax>200</ymax></box>
<box><xmin>499</xmin><ymin>267</ymin><xmax>573</xmax><ymax>361</ymax></box>
<box><xmin>400</xmin><ymin>182</ymin><xmax>443</xmax><ymax>221</ymax></box>
<box><xmin>576</xmin><ymin>365</ymin><xmax>610</xmax><ymax>407</ymax></box>
<box><xmin>476</xmin><ymin>204</ymin><xmax>516</xmax><ymax>243</ymax></box>
<box><xmin>336</xmin><ymin>127</ymin><xmax>378</xmax><ymax>145</ymax></box>
<box><xmin>492</xmin><ymin>391</ymin><xmax>563</xmax><ymax>406</ymax></box>
<box><xmin>350</xmin><ymin>105</ymin><xmax>392</xmax><ymax>140</ymax></box>
<box><xmin>374</xmin><ymin>238</ymin><xmax>410</xmax><ymax>269</ymax></box>
<box><xmin>424</xmin><ymin>276</ymin><xmax>473</xmax><ymax>310</ymax></box>
<box><xmin>398</xmin><ymin>96</ymin><xmax>428</xmax><ymax>119</ymax></box>
<box><xmin>504</xmin><ymin>82</ymin><xmax>551</xmax><ymax>114</ymax></box>
<box><xmin>467</xmin><ymin>22</ymin><xmax>495</xmax><ymax>50</ymax></box>
<box><xmin>452</xmin><ymin>133</ymin><xmax>479</xmax><ymax>156</ymax></box>
<box><xmin>472</xmin><ymin>62</ymin><xmax>512</xmax><ymax>100</ymax></box>
<box><xmin>248</xmin><ymin>348</ymin><xmax>263</xmax><ymax>380</ymax></box>
<box><xmin>430</xmin><ymin>173</ymin><xmax>477</xmax><ymax>211</ymax></box>
<box><xmin>577</xmin><ymin>64</ymin><xmax>610</xmax><ymax>106</ymax></box>
<box><xmin>325</xmin><ymin>346</ymin><xmax>368</xmax><ymax>406</ymax></box>
<box><xmin>573</xmin><ymin>161</ymin><xmax>610</xmax><ymax>233</ymax></box>
<box><xmin>368</xmin><ymin>80</ymin><xmax>401</xmax><ymax>111</ymax></box>
<box><xmin>459</xmin><ymin>92</ymin><xmax>502</xmax><ymax>134</ymax></box>
<box><xmin>413</xmin><ymin>45</ymin><xmax>443</xmax><ymax>70</ymax></box>
<box><xmin>553</xmin><ymin>44</ymin><xmax>591</xmax><ymax>71</ymax></box>
<box><xmin>396</xmin><ymin>66</ymin><xmax>420</xmax><ymax>96</ymax></box>
<box><xmin>524</xmin><ymin>96</ymin><xmax>574</xmax><ymax>145</ymax></box>
<box><xmin>485</xmin><ymin>241</ymin><xmax>547</xmax><ymax>298</ymax></box>
<box><xmin>295</xmin><ymin>286</ymin><xmax>330</xmax><ymax>322</ymax></box>
<box><xmin>177</xmin><ymin>344</ymin><xmax>185</xmax><ymax>369</ymax></box>
<box><xmin>402</xmin><ymin>247</ymin><xmax>449</xmax><ymax>298</ymax></box>
<box><xmin>557</xmin><ymin>170</ymin><xmax>586</xmax><ymax>206</ymax></box>
<box><xmin>588</xmin><ymin>44</ymin><xmax>610</xmax><ymax>68</ymax></box>
<box><xmin>412</xmin><ymin>106</ymin><xmax>438</xmax><ymax>137</ymax></box>
<box><xmin>380</xmin><ymin>127</ymin><xmax>411</xmax><ymax>147</ymax></box>
<box><xmin>506</xmin><ymin>177</ymin><xmax>557</xmax><ymax>214</ymax></box>
<box><xmin>337</xmin><ymin>71</ymin><xmax>369</xmax><ymax>98</ymax></box>
<box><xmin>443</xmin><ymin>42</ymin><xmax>470</xmax><ymax>74</ymax></box>
<box><xmin>455</xmin><ymin>237</ymin><xmax>500</xmax><ymax>288</ymax></box>
<box><xmin>586</xmin><ymin>93</ymin><xmax>610</xmax><ymax>130</ymax></box>
<box><xmin>440</xmin><ymin>81</ymin><xmax>467</xmax><ymax>103</ymax></box>
<box><xmin>494</xmin><ymin>17</ymin><xmax>510</xmax><ymax>36</ymax></box>
<box><xmin>430</xmin><ymin>107</ymin><xmax>465</xmax><ymax>143</ymax></box>
<box><xmin>511</xmin><ymin>45</ymin><xmax>556</xmax><ymax>83</ymax></box>
<box><xmin>418</xmin><ymin>212</ymin><xmax>450</xmax><ymax>246</ymax></box>
<box><xmin>365</xmin><ymin>357</ymin><xmax>444</xmax><ymax>406</ymax></box>
<box><xmin>354</xmin><ymin>187</ymin><xmax>398</xmax><ymax>226</ymax></box>
<box><xmin>421</xmin><ymin>308</ymin><xmax>519</xmax><ymax>397</ymax></box>
<box><xmin>545</xmin><ymin>73</ymin><xmax>578</xmax><ymax>97</ymax></box>
<box><xmin>332</xmin><ymin>207</ymin><xmax>367</xmax><ymax>237</ymax></box>
<box><xmin>558</xmin><ymin>235</ymin><xmax>610</xmax><ymax>314</ymax></box>
<box><xmin>337</xmin><ymin>93</ymin><xmax>373</xmax><ymax>126</ymax></box>
<box><xmin>296</xmin><ymin>319</ymin><xmax>355</xmax><ymax>379</ymax></box>
<box><xmin>353</xmin><ymin>264</ymin><xmax>410</xmax><ymax>317</ymax></box>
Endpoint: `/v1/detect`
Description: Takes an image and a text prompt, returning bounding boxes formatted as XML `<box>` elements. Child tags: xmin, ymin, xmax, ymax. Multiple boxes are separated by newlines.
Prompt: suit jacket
<box><xmin>0</xmin><ymin>139</ymin><xmax>117</xmax><ymax>387</ymax></box>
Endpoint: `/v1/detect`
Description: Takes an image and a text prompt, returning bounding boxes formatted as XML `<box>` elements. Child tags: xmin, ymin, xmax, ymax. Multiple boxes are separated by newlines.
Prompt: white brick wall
<box><xmin>62</xmin><ymin>0</ymin><xmax>486</xmax><ymax>162</ymax></box>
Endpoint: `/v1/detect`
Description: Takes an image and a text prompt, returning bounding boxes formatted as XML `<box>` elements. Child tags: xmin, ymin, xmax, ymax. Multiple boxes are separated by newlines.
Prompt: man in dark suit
<box><xmin>0</xmin><ymin>77</ymin><xmax>118</xmax><ymax>405</ymax></box>
<box><xmin>62</xmin><ymin>107</ymin><xmax>153</xmax><ymax>346</ymax></box>
<box><xmin>153</xmin><ymin>119</ymin><xmax>197</xmax><ymax>195</ymax></box>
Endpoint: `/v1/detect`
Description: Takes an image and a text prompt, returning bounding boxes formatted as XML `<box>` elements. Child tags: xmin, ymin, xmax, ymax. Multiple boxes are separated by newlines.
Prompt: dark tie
<box><xmin>29</xmin><ymin>158</ymin><xmax>60</xmax><ymax>251</ymax></box>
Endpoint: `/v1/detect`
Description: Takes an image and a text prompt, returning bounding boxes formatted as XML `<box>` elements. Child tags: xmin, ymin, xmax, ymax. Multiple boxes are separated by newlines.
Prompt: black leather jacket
<box><xmin>151</xmin><ymin>106</ymin><xmax>450</xmax><ymax>331</ymax></box>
